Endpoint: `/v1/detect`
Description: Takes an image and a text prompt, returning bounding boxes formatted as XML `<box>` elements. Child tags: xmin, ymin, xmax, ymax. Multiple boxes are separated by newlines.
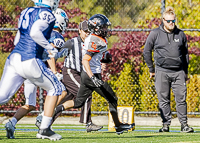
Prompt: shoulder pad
<box><xmin>87</xmin><ymin>34</ymin><xmax>107</xmax><ymax>52</ymax></box>
<box><xmin>39</xmin><ymin>10</ymin><xmax>55</xmax><ymax>24</ymax></box>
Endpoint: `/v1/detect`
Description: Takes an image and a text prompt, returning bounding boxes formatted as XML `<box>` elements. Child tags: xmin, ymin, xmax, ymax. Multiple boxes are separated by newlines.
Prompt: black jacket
<box><xmin>143</xmin><ymin>23</ymin><xmax>189</xmax><ymax>74</ymax></box>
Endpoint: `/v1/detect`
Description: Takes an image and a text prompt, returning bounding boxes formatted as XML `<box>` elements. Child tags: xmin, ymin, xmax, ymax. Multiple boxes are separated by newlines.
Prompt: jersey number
<box><xmin>54</xmin><ymin>39</ymin><xmax>64</xmax><ymax>48</ymax></box>
<box><xmin>18</xmin><ymin>8</ymin><xmax>34</xmax><ymax>29</ymax></box>
<box><xmin>91</xmin><ymin>42</ymin><xmax>97</xmax><ymax>50</ymax></box>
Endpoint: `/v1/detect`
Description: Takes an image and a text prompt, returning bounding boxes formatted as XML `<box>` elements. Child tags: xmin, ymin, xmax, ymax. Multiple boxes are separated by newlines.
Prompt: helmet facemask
<box><xmin>88</xmin><ymin>14</ymin><xmax>112</xmax><ymax>38</ymax></box>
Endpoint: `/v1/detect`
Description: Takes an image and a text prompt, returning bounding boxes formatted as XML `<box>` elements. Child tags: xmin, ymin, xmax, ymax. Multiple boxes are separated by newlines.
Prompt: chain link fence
<box><xmin>0</xmin><ymin>0</ymin><xmax>199</xmax><ymax>116</ymax></box>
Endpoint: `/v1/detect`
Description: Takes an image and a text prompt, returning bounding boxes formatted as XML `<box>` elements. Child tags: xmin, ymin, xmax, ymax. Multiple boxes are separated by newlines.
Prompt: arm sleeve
<box><xmin>30</xmin><ymin>19</ymin><xmax>54</xmax><ymax>50</ymax></box>
<box><xmin>14</xmin><ymin>30</ymin><xmax>20</xmax><ymax>46</ymax></box>
<box><xmin>143</xmin><ymin>31</ymin><xmax>156</xmax><ymax>73</ymax></box>
<box><xmin>61</xmin><ymin>39</ymin><xmax>73</xmax><ymax>52</ymax></box>
<box><xmin>54</xmin><ymin>40</ymin><xmax>72</xmax><ymax>59</ymax></box>
<box><xmin>182</xmin><ymin>33</ymin><xmax>189</xmax><ymax>74</ymax></box>
<box><xmin>54</xmin><ymin>48</ymin><xmax>68</xmax><ymax>59</ymax></box>
<box><xmin>86</xmin><ymin>51</ymin><xmax>96</xmax><ymax>57</ymax></box>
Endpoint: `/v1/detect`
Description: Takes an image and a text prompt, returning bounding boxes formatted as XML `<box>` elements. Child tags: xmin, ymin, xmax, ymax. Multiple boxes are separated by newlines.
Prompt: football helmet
<box><xmin>32</xmin><ymin>0</ymin><xmax>60</xmax><ymax>11</ymax></box>
<box><xmin>53</xmin><ymin>8</ymin><xmax>69</xmax><ymax>34</ymax></box>
<box><xmin>88</xmin><ymin>14</ymin><xmax>111</xmax><ymax>38</ymax></box>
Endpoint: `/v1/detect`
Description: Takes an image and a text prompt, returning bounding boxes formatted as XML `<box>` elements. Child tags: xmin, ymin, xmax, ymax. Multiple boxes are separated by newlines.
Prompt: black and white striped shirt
<box><xmin>63</xmin><ymin>36</ymin><xmax>83</xmax><ymax>72</ymax></box>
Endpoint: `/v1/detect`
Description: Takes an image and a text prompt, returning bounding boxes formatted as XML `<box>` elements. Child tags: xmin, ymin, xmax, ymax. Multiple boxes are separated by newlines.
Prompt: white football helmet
<box><xmin>32</xmin><ymin>0</ymin><xmax>60</xmax><ymax>11</ymax></box>
<box><xmin>53</xmin><ymin>8</ymin><xmax>69</xmax><ymax>34</ymax></box>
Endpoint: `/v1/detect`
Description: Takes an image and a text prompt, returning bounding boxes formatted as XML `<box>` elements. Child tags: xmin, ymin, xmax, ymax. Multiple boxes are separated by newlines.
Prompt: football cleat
<box><xmin>115</xmin><ymin>123</ymin><xmax>135</xmax><ymax>135</ymax></box>
<box><xmin>5</xmin><ymin>120</ymin><xmax>15</xmax><ymax>139</ymax></box>
<box><xmin>36</xmin><ymin>127</ymin><xmax>62</xmax><ymax>141</ymax></box>
<box><xmin>86</xmin><ymin>122</ymin><xmax>103</xmax><ymax>132</ymax></box>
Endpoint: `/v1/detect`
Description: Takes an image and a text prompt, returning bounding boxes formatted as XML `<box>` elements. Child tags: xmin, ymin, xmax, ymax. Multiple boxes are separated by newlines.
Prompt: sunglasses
<box><xmin>163</xmin><ymin>18</ymin><xmax>175</xmax><ymax>23</ymax></box>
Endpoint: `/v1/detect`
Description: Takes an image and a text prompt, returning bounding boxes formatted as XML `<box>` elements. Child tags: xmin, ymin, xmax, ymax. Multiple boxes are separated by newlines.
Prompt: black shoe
<box><xmin>181</xmin><ymin>123</ymin><xmax>194</xmax><ymax>133</ymax></box>
<box><xmin>115</xmin><ymin>123</ymin><xmax>135</xmax><ymax>135</ymax></box>
<box><xmin>36</xmin><ymin>127</ymin><xmax>62</xmax><ymax>141</ymax></box>
<box><xmin>159</xmin><ymin>124</ymin><xmax>169</xmax><ymax>132</ymax></box>
<box><xmin>86</xmin><ymin>122</ymin><xmax>103</xmax><ymax>132</ymax></box>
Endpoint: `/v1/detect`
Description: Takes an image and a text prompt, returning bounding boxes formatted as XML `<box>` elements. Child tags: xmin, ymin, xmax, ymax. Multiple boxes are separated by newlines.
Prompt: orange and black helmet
<box><xmin>88</xmin><ymin>14</ymin><xmax>111</xmax><ymax>38</ymax></box>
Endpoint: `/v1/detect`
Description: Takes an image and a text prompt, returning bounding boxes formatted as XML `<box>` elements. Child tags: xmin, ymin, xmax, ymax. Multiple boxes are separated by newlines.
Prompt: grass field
<box><xmin>1</xmin><ymin>124</ymin><xmax>200</xmax><ymax>143</ymax></box>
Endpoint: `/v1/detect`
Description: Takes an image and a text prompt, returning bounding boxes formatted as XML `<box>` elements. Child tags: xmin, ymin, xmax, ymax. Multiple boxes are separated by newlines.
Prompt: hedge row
<box><xmin>91</xmin><ymin>62</ymin><xmax>200</xmax><ymax>113</ymax></box>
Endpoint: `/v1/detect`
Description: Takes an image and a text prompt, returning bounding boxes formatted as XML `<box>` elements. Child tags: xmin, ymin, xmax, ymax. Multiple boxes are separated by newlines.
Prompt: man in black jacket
<box><xmin>143</xmin><ymin>6</ymin><xmax>193</xmax><ymax>133</ymax></box>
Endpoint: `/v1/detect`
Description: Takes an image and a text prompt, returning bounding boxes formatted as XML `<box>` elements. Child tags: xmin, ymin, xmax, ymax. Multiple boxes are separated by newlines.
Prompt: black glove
<box><xmin>91</xmin><ymin>75</ymin><xmax>104</xmax><ymax>87</ymax></box>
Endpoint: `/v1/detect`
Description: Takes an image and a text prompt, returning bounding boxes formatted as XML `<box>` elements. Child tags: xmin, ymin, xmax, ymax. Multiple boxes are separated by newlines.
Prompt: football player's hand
<box><xmin>55</xmin><ymin>72</ymin><xmax>63</xmax><ymax>81</ymax></box>
<box><xmin>91</xmin><ymin>75</ymin><xmax>104</xmax><ymax>87</ymax></box>
<box><xmin>48</xmin><ymin>48</ymin><xmax>58</xmax><ymax>58</ymax></box>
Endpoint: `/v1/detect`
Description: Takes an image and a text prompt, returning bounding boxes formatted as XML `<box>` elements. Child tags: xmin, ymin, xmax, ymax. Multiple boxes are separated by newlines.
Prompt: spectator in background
<box><xmin>143</xmin><ymin>6</ymin><xmax>193</xmax><ymax>133</ymax></box>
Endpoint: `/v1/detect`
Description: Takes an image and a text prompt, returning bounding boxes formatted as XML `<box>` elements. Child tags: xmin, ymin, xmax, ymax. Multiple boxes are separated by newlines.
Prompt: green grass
<box><xmin>1</xmin><ymin>125</ymin><xmax>200</xmax><ymax>143</ymax></box>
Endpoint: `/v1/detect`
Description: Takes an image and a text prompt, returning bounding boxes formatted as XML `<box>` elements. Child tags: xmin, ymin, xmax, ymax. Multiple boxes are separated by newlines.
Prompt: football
<box><xmin>100</xmin><ymin>51</ymin><xmax>112</xmax><ymax>63</ymax></box>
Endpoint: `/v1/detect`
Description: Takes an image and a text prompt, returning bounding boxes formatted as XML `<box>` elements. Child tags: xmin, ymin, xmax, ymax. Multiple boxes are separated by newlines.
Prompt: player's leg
<box><xmin>39</xmin><ymin>67</ymin><xmax>80</xmax><ymax>126</ymax></box>
<box><xmin>94</xmin><ymin>77</ymin><xmax>134</xmax><ymax>135</ymax></box>
<box><xmin>35</xmin><ymin>80</ymin><xmax>67</xmax><ymax>128</ymax></box>
<box><xmin>62</xmin><ymin>71</ymin><xmax>94</xmax><ymax>110</ymax></box>
<box><xmin>56</xmin><ymin>90</ymin><xmax>67</xmax><ymax>106</ymax></box>
<box><xmin>63</xmin><ymin>68</ymin><xmax>102</xmax><ymax>131</ymax></box>
<box><xmin>8</xmin><ymin>79</ymin><xmax>37</xmax><ymax>132</ymax></box>
<box><xmin>41</xmin><ymin>67</ymin><xmax>81</xmax><ymax>124</ymax></box>
<box><xmin>0</xmin><ymin>57</ymin><xmax>25</xmax><ymax>139</ymax></box>
<box><xmin>35</xmin><ymin>91</ymin><xmax>74</xmax><ymax>128</ymax></box>
<box><xmin>79</xmin><ymin>95</ymin><xmax>103</xmax><ymax>132</ymax></box>
<box><xmin>22</xmin><ymin>59</ymin><xmax>62</xmax><ymax>140</ymax></box>
<box><xmin>51</xmin><ymin>92</ymin><xmax>74</xmax><ymax>125</ymax></box>
<box><xmin>0</xmin><ymin>58</ymin><xmax>25</xmax><ymax>105</ymax></box>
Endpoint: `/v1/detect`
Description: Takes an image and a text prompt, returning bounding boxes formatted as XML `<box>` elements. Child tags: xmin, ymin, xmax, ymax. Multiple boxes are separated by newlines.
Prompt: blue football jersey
<box><xmin>42</xmin><ymin>30</ymin><xmax>65</xmax><ymax>61</ymax></box>
<box><xmin>11</xmin><ymin>7</ymin><xmax>56</xmax><ymax>61</ymax></box>
<box><xmin>49</xmin><ymin>30</ymin><xmax>65</xmax><ymax>49</ymax></box>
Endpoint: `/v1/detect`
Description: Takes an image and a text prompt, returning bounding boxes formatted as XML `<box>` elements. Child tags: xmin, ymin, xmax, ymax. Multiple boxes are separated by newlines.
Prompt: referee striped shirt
<box><xmin>63</xmin><ymin>36</ymin><xmax>83</xmax><ymax>72</ymax></box>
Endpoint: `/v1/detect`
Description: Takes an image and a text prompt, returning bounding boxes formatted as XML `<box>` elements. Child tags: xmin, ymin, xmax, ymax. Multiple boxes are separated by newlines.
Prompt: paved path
<box><xmin>1</xmin><ymin>116</ymin><xmax>200</xmax><ymax>127</ymax></box>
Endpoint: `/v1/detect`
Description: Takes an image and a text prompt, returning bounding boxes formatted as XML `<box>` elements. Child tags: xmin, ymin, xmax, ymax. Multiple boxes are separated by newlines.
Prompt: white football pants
<box><xmin>0</xmin><ymin>53</ymin><xmax>63</xmax><ymax>105</ymax></box>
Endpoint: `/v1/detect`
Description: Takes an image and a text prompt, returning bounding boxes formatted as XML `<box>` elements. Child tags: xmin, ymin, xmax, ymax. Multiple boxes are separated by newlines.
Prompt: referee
<box><xmin>51</xmin><ymin>21</ymin><xmax>103</xmax><ymax>132</ymax></box>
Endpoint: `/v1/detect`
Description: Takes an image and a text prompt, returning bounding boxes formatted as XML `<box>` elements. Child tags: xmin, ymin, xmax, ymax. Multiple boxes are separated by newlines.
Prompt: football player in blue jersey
<box><xmin>4</xmin><ymin>7</ymin><xmax>69</xmax><ymax>140</ymax></box>
<box><xmin>0</xmin><ymin>0</ymin><xmax>66</xmax><ymax>141</ymax></box>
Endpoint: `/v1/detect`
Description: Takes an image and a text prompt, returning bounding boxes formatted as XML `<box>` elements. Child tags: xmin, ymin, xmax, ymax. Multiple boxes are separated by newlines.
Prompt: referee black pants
<box><xmin>62</xmin><ymin>67</ymin><xmax>92</xmax><ymax>124</ymax></box>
